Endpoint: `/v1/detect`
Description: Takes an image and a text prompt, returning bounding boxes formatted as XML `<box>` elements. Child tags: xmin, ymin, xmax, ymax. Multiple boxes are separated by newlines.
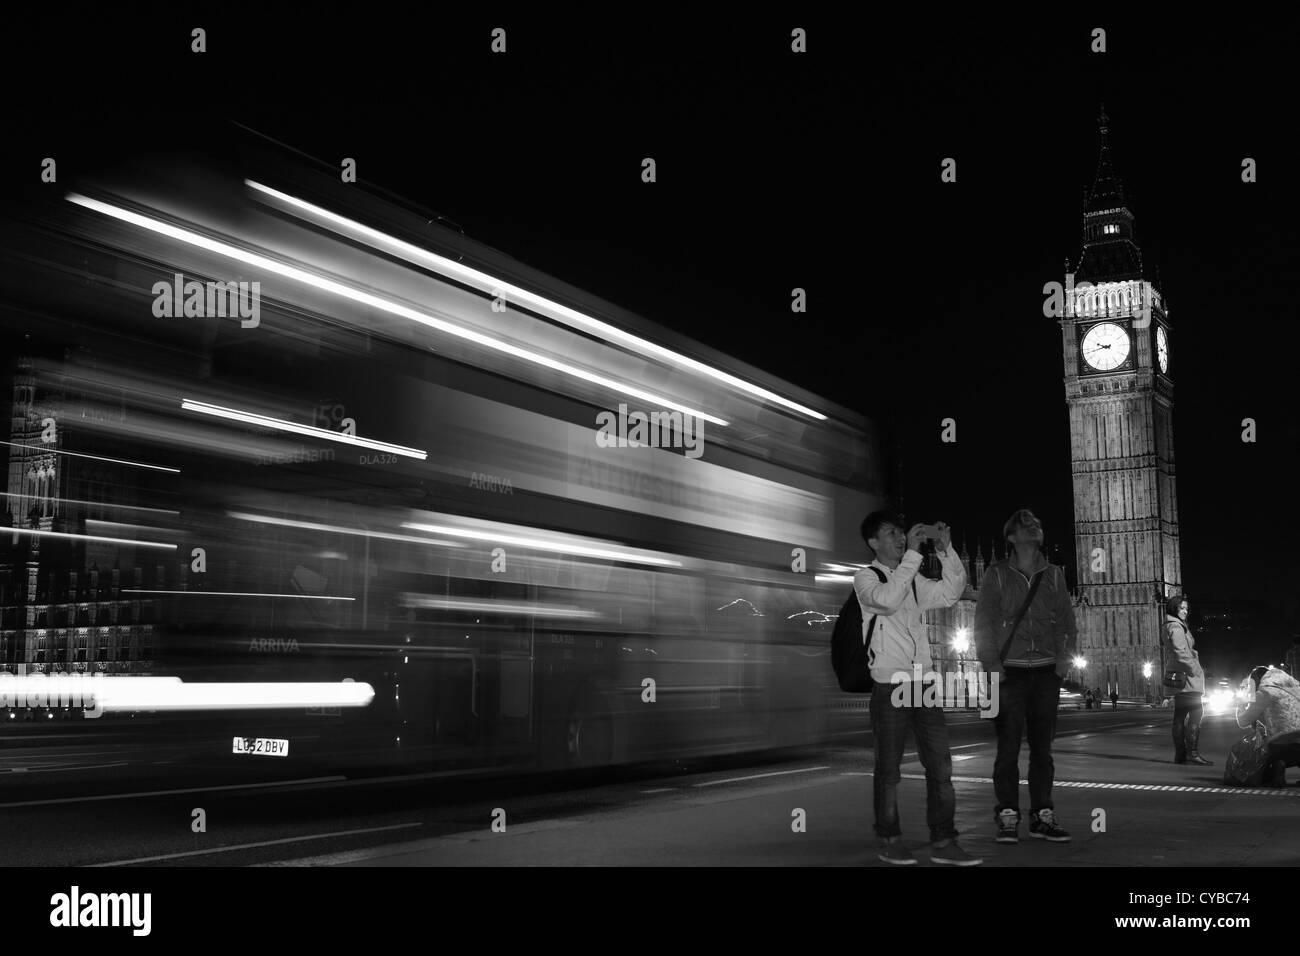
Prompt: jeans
<box><xmin>870</xmin><ymin>681</ymin><xmax>957</xmax><ymax>842</ymax></box>
<box><xmin>992</xmin><ymin>665</ymin><xmax>1061</xmax><ymax>815</ymax></box>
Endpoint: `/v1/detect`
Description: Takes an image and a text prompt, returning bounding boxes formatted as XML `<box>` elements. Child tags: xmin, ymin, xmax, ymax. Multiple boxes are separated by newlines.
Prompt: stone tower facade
<box><xmin>1059</xmin><ymin>107</ymin><xmax>1183</xmax><ymax>698</ymax></box>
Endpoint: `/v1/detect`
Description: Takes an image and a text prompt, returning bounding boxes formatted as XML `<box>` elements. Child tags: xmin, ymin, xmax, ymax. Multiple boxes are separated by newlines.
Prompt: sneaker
<box><xmin>877</xmin><ymin>840</ymin><xmax>918</xmax><ymax>865</ymax></box>
<box><xmin>931</xmin><ymin>840</ymin><xmax>983</xmax><ymax>866</ymax></box>
<box><xmin>995</xmin><ymin>809</ymin><xmax>1020</xmax><ymax>843</ymax></box>
<box><xmin>1029</xmin><ymin>809</ymin><xmax>1071</xmax><ymax>842</ymax></box>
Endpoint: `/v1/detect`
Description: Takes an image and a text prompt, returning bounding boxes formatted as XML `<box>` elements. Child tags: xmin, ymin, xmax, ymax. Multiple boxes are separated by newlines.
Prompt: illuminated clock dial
<box><xmin>1156</xmin><ymin>326</ymin><xmax>1169</xmax><ymax>373</ymax></box>
<box><xmin>1080</xmin><ymin>322</ymin><xmax>1130</xmax><ymax>372</ymax></box>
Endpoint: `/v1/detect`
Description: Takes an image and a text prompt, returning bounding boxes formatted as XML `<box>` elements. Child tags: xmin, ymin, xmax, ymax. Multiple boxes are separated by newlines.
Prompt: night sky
<box><xmin>5</xmin><ymin>10</ymin><xmax>1300</xmax><ymax>661</ymax></box>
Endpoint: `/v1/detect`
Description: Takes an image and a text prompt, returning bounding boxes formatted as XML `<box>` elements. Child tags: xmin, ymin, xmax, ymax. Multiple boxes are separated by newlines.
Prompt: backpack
<box><xmin>831</xmin><ymin>567</ymin><xmax>912</xmax><ymax>693</ymax></box>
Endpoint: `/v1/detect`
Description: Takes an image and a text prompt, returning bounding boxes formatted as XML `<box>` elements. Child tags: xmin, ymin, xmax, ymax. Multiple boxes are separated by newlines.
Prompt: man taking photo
<box><xmin>855</xmin><ymin>510</ymin><xmax>979</xmax><ymax>866</ymax></box>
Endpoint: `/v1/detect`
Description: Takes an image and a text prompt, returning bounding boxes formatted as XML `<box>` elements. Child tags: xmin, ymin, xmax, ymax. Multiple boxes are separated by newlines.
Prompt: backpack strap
<box><xmin>863</xmin><ymin>566</ymin><xmax>887</xmax><ymax>646</ymax></box>
<box><xmin>998</xmin><ymin>568</ymin><xmax>1045</xmax><ymax>664</ymax></box>
<box><xmin>863</xmin><ymin>565</ymin><xmax>916</xmax><ymax>645</ymax></box>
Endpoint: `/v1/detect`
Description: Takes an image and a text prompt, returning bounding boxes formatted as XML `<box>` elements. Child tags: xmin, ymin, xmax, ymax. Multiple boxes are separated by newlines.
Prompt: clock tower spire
<box><xmin>1076</xmin><ymin>104</ymin><xmax>1144</xmax><ymax>284</ymax></box>
<box><xmin>1060</xmin><ymin>107</ymin><xmax>1183</xmax><ymax>699</ymax></box>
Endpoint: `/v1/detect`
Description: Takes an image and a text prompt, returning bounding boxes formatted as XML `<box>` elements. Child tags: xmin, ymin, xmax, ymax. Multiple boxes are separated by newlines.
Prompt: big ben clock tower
<box><xmin>1060</xmin><ymin>107</ymin><xmax>1183</xmax><ymax>698</ymax></box>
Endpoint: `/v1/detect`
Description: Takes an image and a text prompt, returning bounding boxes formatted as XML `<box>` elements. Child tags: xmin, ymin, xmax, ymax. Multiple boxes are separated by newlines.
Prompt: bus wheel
<box><xmin>566</xmin><ymin>691</ymin><xmax>614</xmax><ymax>768</ymax></box>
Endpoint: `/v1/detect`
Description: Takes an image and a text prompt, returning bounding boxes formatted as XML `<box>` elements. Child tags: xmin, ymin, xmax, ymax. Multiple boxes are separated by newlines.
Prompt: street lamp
<box><xmin>952</xmin><ymin>628</ymin><xmax>971</xmax><ymax>704</ymax></box>
<box><xmin>1142</xmin><ymin>661</ymin><xmax>1153</xmax><ymax>704</ymax></box>
<box><xmin>1073</xmin><ymin>655</ymin><xmax>1088</xmax><ymax>694</ymax></box>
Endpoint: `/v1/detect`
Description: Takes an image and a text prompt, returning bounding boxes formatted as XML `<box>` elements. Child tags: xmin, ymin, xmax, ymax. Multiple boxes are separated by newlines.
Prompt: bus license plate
<box><xmin>232</xmin><ymin>736</ymin><xmax>289</xmax><ymax>757</ymax></box>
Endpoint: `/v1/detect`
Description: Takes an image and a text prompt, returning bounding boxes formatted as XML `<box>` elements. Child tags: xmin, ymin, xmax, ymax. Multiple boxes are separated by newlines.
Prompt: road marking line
<box><xmin>640</xmin><ymin>787</ymin><xmax>675</xmax><ymax>794</ymax></box>
<box><xmin>901</xmin><ymin>773</ymin><xmax>1300</xmax><ymax>797</ymax></box>
<box><xmin>90</xmin><ymin>822</ymin><xmax>422</xmax><ymax>866</ymax></box>
<box><xmin>2</xmin><ymin>762</ymin><xmax>127</xmax><ymax>774</ymax></box>
<box><xmin>693</xmin><ymin>766</ymin><xmax>830</xmax><ymax>788</ymax></box>
<box><xmin>0</xmin><ymin>776</ymin><xmax>347</xmax><ymax>809</ymax></box>
<box><xmin>258</xmin><ymin>841</ymin><xmax>449</xmax><ymax>868</ymax></box>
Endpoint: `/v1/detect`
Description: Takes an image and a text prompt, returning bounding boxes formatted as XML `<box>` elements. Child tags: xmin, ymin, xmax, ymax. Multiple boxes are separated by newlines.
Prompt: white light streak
<box><xmin>227</xmin><ymin>511</ymin><xmax>465</xmax><ymax>549</ymax></box>
<box><xmin>815</xmin><ymin>573</ymin><xmax>856</xmax><ymax>585</ymax></box>
<box><xmin>399</xmin><ymin>594</ymin><xmax>599</xmax><ymax>619</ymax></box>
<box><xmin>180</xmin><ymin>400</ymin><xmax>427</xmax><ymax>459</ymax></box>
<box><xmin>401</xmin><ymin>521</ymin><xmax>682</xmax><ymax>567</ymax></box>
<box><xmin>106</xmin><ymin>678</ymin><xmax>373</xmax><ymax>711</ymax></box>
<box><xmin>121</xmin><ymin>590</ymin><xmax>354</xmax><ymax>601</ymax></box>
<box><xmin>66</xmin><ymin>193</ymin><xmax>725</xmax><ymax>427</ymax></box>
<box><xmin>85</xmin><ymin>519</ymin><xmax>175</xmax><ymax>536</ymax></box>
<box><xmin>0</xmin><ymin>492</ymin><xmax>178</xmax><ymax>517</ymax></box>
<box><xmin>246</xmin><ymin>180</ymin><xmax>824</xmax><ymax>421</ymax></box>
<box><xmin>3</xmin><ymin>528</ymin><xmax>176</xmax><ymax>550</ymax></box>
<box><xmin>0</xmin><ymin>439</ymin><xmax>178</xmax><ymax>474</ymax></box>
<box><xmin>0</xmin><ymin>674</ymin><xmax>373</xmax><ymax>712</ymax></box>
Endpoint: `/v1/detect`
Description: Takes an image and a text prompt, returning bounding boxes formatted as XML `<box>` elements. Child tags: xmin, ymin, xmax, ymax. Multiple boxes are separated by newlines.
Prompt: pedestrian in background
<box><xmin>1236</xmin><ymin>666</ymin><xmax>1300</xmax><ymax>785</ymax></box>
<box><xmin>1163</xmin><ymin>595</ymin><xmax>1211</xmax><ymax>766</ymax></box>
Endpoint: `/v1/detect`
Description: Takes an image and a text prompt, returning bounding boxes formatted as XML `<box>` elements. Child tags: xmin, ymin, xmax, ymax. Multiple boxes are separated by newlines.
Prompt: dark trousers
<box><xmin>992</xmin><ymin>665</ymin><xmax>1061</xmax><ymax>815</ymax></box>
<box><xmin>1259</xmin><ymin>739</ymin><xmax>1300</xmax><ymax>786</ymax></box>
<box><xmin>1172</xmin><ymin>694</ymin><xmax>1203</xmax><ymax>759</ymax></box>
<box><xmin>1268</xmin><ymin>739</ymin><xmax>1300</xmax><ymax>765</ymax></box>
<box><xmin>869</xmin><ymin>682</ymin><xmax>957</xmax><ymax>842</ymax></box>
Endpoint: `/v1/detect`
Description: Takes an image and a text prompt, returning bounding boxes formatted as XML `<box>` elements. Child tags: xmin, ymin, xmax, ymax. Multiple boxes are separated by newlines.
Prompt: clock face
<box><xmin>1080</xmin><ymin>322</ymin><xmax>1131</xmax><ymax>372</ymax></box>
<box><xmin>1156</xmin><ymin>326</ymin><xmax>1169</xmax><ymax>373</ymax></box>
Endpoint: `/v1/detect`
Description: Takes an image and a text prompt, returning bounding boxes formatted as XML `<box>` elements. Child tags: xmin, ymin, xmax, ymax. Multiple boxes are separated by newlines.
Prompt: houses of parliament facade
<box><xmin>0</xmin><ymin>359</ymin><xmax>180</xmax><ymax>699</ymax></box>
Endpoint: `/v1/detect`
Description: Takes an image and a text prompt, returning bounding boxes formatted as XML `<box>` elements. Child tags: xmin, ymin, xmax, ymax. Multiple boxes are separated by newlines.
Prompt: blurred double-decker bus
<box><xmin>0</xmin><ymin>136</ymin><xmax>884</xmax><ymax>777</ymax></box>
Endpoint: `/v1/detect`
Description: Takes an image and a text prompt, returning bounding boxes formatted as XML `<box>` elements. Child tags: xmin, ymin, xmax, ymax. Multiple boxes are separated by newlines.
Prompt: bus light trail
<box><xmin>91</xmin><ymin>680</ymin><xmax>376</xmax><ymax>711</ymax></box>
<box><xmin>0</xmin><ymin>439</ymin><xmax>179</xmax><ymax>474</ymax></box>
<box><xmin>65</xmin><ymin>193</ymin><xmax>726</xmax><ymax>428</ymax></box>
<box><xmin>180</xmin><ymin>399</ymin><xmax>427</xmax><ymax>459</ymax></box>
<box><xmin>226</xmin><ymin>511</ymin><xmax>466</xmax><ymax>549</ymax></box>
<box><xmin>399</xmin><ymin>594</ymin><xmax>600</xmax><ymax>619</ymax></box>
<box><xmin>2</xmin><ymin>528</ymin><xmax>177</xmax><ymax>550</ymax></box>
<box><xmin>400</xmin><ymin>521</ymin><xmax>683</xmax><ymax>567</ymax></box>
<box><xmin>0</xmin><ymin>674</ymin><xmax>374</xmax><ymax>713</ymax></box>
<box><xmin>0</xmin><ymin>492</ymin><xmax>179</xmax><ymax>517</ymax></box>
<box><xmin>121</xmin><ymin>590</ymin><xmax>355</xmax><ymax>601</ymax></box>
<box><xmin>246</xmin><ymin>179</ymin><xmax>827</xmax><ymax>421</ymax></box>
<box><xmin>814</xmin><ymin>574</ymin><xmax>856</xmax><ymax>585</ymax></box>
<box><xmin>85</xmin><ymin>519</ymin><xmax>177</xmax><ymax>536</ymax></box>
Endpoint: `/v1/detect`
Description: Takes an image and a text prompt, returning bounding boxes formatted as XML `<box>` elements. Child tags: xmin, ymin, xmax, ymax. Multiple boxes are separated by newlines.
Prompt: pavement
<box><xmin>260</xmin><ymin>710</ymin><xmax>1300</xmax><ymax>866</ymax></box>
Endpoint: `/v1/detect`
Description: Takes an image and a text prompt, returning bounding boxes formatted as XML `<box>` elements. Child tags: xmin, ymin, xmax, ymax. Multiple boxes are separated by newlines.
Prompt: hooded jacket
<box><xmin>973</xmin><ymin>552</ymin><xmax>1077</xmax><ymax>677</ymax></box>
<box><xmin>1162</xmin><ymin>614</ymin><xmax>1204</xmax><ymax>696</ymax></box>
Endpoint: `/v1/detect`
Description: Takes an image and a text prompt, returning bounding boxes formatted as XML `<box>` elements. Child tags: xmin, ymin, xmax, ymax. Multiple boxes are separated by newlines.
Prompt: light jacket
<box><xmin>973</xmin><ymin>553</ymin><xmax>1077</xmax><ymax>677</ymax></box>
<box><xmin>1162</xmin><ymin>614</ymin><xmax>1204</xmax><ymax>696</ymax></box>
<box><xmin>1236</xmin><ymin>667</ymin><xmax>1300</xmax><ymax>746</ymax></box>
<box><xmin>853</xmin><ymin>546</ymin><xmax>966</xmax><ymax>685</ymax></box>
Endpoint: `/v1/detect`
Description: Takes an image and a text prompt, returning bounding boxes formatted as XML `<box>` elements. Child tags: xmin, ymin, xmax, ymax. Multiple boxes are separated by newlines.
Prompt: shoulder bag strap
<box><xmin>998</xmin><ymin>568</ymin><xmax>1044</xmax><ymax>664</ymax></box>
